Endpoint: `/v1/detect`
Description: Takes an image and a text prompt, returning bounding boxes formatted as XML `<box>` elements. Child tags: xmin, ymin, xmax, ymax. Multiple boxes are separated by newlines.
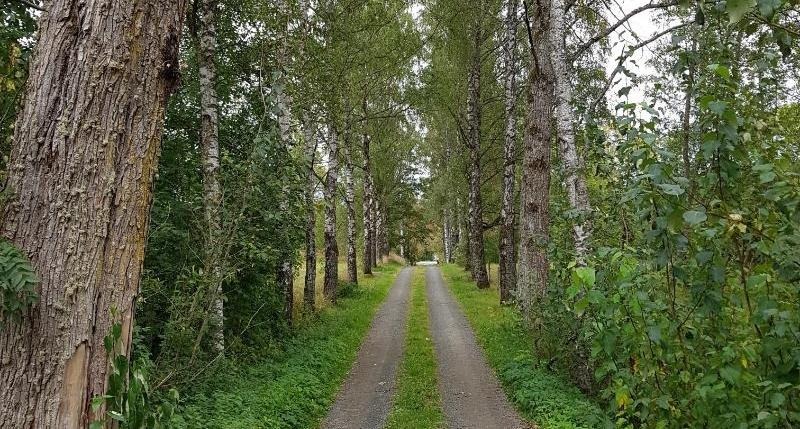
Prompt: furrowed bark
<box><xmin>551</xmin><ymin>0</ymin><xmax>592</xmax><ymax>265</ymax></box>
<box><xmin>500</xmin><ymin>0</ymin><xmax>520</xmax><ymax>303</ymax></box>
<box><xmin>518</xmin><ymin>0</ymin><xmax>555</xmax><ymax>318</ymax></box>
<box><xmin>343</xmin><ymin>143</ymin><xmax>358</xmax><ymax>284</ymax></box>
<box><xmin>303</xmin><ymin>115</ymin><xmax>317</xmax><ymax>310</ymax></box>
<box><xmin>199</xmin><ymin>0</ymin><xmax>225</xmax><ymax>352</ymax></box>
<box><xmin>466</xmin><ymin>3</ymin><xmax>490</xmax><ymax>289</ymax></box>
<box><xmin>0</xmin><ymin>0</ymin><xmax>188</xmax><ymax>426</ymax></box>
<box><xmin>323</xmin><ymin>127</ymin><xmax>340</xmax><ymax>300</ymax></box>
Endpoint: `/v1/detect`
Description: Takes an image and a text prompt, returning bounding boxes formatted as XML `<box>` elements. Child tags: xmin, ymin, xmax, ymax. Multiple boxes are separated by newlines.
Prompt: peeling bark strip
<box><xmin>500</xmin><ymin>0</ymin><xmax>520</xmax><ymax>303</ymax></box>
<box><xmin>518</xmin><ymin>0</ymin><xmax>555</xmax><ymax>318</ymax></box>
<box><xmin>550</xmin><ymin>0</ymin><xmax>592</xmax><ymax>264</ymax></box>
<box><xmin>466</xmin><ymin>2</ymin><xmax>490</xmax><ymax>289</ymax></box>
<box><xmin>199</xmin><ymin>0</ymin><xmax>225</xmax><ymax>352</ymax></box>
<box><xmin>323</xmin><ymin>127</ymin><xmax>340</xmax><ymax>300</ymax></box>
<box><xmin>0</xmin><ymin>0</ymin><xmax>188</xmax><ymax>427</ymax></box>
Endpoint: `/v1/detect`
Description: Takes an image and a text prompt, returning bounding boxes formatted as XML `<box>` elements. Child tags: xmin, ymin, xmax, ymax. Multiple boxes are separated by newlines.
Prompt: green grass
<box><xmin>439</xmin><ymin>264</ymin><xmax>605</xmax><ymax>429</ymax></box>
<box><xmin>177</xmin><ymin>263</ymin><xmax>402</xmax><ymax>429</ymax></box>
<box><xmin>385</xmin><ymin>267</ymin><xmax>445</xmax><ymax>429</ymax></box>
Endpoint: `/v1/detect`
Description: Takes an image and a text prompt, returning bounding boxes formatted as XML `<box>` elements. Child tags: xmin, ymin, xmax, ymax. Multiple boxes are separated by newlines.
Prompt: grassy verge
<box><xmin>177</xmin><ymin>262</ymin><xmax>402</xmax><ymax>429</ymax></box>
<box><xmin>439</xmin><ymin>264</ymin><xmax>604</xmax><ymax>429</ymax></box>
<box><xmin>385</xmin><ymin>267</ymin><xmax>444</xmax><ymax>429</ymax></box>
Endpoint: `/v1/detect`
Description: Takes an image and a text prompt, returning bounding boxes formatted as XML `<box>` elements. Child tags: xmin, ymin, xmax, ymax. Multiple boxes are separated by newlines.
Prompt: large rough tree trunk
<box><xmin>550</xmin><ymin>0</ymin><xmax>592</xmax><ymax>264</ymax></box>
<box><xmin>198</xmin><ymin>0</ymin><xmax>225</xmax><ymax>353</ymax></box>
<box><xmin>466</xmin><ymin>5</ymin><xmax>490</xmax><ymax>289</ymax></box>
<box><xmin>518</xmin><ymin>0</ymin><xmax>555</xmax><ymax>318</ymax></box>
<box><xmin>323</xmin><ymin>127</ymin><xmax>340</xmax><ymax>300</ymax></box>
<box><xmin>0</xmin><ymin>1</ymin><xmax>188</xmax><ymax>426</ymax></box>
<box><xmin>343</xmin><ymin>143</ymin><xmax>358</xmax><ymax>284</ymax></box>
<box><xmin>361</xmin><ymin>133</ymin><xmax>374</xmax><ymax>274</ymax></box>
<box><xmin>499</xmin><ymin>0</ymin><xmax>520</xmax><ymax>303</ymax></box>
<box><xmin>303</xmin><ymin>116</ymin><xmax>317</xmax><ymax>309</ymax></box>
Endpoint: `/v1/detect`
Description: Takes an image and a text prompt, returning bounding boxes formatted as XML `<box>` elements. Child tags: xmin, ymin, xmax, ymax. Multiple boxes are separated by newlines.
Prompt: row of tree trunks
<box><xmin>362</xmin><ymin>132</ymin><xmax>375</xmax><ymax>274</ymax></box>
<box><xmin>323</xmin><ymin>127</ymin><xmax>340</xmax><ymax>300</ymax></box>
<box><xmin>466</xmin><ymin>3</ymin><xmax>490</xmax><ymax>289</ymax></box>
<box><xmin>343</xmin><ymin>142</ymin><xmax>358</xmax><ymax>284</ymax></box>
<box><xmin>303</xmin><ymin>115</ymin><xmax>317</xmax><ymax>309</ymax></box>
<box><xmin>499</xmin><ymin>0</ymin><xmax>520</xmax><ymax>303</ymax></box>
<box><xmin>550</xmin><ymin>0</ymin><xmax>592</xmax><ymax>265</ymax></box>
<box><xmin>0</xmin><ymin>0</ymin><xmax>189</xmax><ymax>426</ymax></box>
<box><xmin>518</xmin><ymin>0</ymin><xmax>555</xmax><ymax>318</ymax></box>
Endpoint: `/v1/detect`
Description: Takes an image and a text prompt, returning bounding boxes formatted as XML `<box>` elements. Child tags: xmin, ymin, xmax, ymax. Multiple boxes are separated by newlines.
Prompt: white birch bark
<box><xmin>500</xmin><ymin>0</ymin><xmax>520</xmax><ymax>303</ymax></box>
<box><xmin>199</xmin><ymin>0</ymin><xmax>225</xmax><ymax>352</ymax></box>
<box><xmin>343</xmin><ymin>142</ymin><xmax>358</xmax><ymax>284</ymax></box>
<box><xmin>323</xmin><ymin>127</ymin><xmax>340</xmax><ymax>300</ymax></box>
<box><xmin>551</xmin><ymin>0</ymin><xmax>592</xmax><ymax>264</ymax></box>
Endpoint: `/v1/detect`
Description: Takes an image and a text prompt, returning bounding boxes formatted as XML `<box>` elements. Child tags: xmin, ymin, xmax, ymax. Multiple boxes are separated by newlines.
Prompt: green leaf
<box><xmin>683</xmin><ymin>210</ymin><xmax>708</xmax><ymax>226</ymax></box>
<box><xmin>727</xmin><ymin>0</ymin><xmax>756</xmax><ymax>23</ymax></box>
<box><xmin>574</xmin><ymin>267</ymin><xmax>596</xmax><ymax>286</ymax></box>
<box><xmin>657</xmin><ymin>183</ymin><xmax>685</xmax><ymax>196</ymax></box>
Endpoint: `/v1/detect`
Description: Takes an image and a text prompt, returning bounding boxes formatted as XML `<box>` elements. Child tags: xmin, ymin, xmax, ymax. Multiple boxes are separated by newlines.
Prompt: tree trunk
<box><xmin>466</xmin><ymin>6</ymin><xmax>490</xmax><ymax>289</ymax></box>
<box><xmin>0</xmin><ymin>1</ymin><xmax>187</xmax><ymax>426</ymax></box>
<box><xmin>518</xmin><ymin>0</ymin><xmax>555</xmax><ymax>318</ymax></box>
<box><xmin>303</xmin><ymin>116</ymin><xmax>317</xmax><ymax>310</ymax></box>
<box><xmin>362</xmin><ymin>133</ymin><xmax>374</xmax><ymax>274</ymax></box>
<box><xmin>375</xmin><ymin>202</ymin><xmax>384</xmax><ymax>263</ymax></box>
<box><xmin>371</xmin><ymin>195</ymin><xmax>378</xmax><ymax>267</ymax></box>
<box><xmin>343</xmin><ymin>143</ymin><xmax>358</xmax><ymax>284</ymax></box>
<box><xmin>274</xmin><ymin>0</ymin><xmax>296</xmax><ymax>324</ymax></box>
<box><xmin>499</xmin><ymin>0</ymin><xmax>520</xmax><ymax>303</ymax></box>
<box><xmin>682</xmin><ymin>42</ymin><xmax>695</xmax><ymax>195</ymax></box>
<box><xmin>551</xmin><ymin>0</ymin><xmax>592</xmax><ymax>265</ymax></box>
<box><xmin>323</xmin><ymin>127</ymin><xmax>340</xmax><ymax>300</ymax></box>
<box><xmin>199</xmin><ymin>0</ymin><xmax>225</xmax><ymax>352</ymax></box>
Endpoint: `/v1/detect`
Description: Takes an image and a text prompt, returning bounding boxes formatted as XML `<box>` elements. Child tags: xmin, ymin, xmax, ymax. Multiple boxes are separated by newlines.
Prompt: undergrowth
<box><xmin>385</xmin><ymin>267</ymin><xmax>444</xmax><ymax>429</ymax></box>
<box><xmin>176</xmin><ymin>262</ymin><xmax>402</xmax><ymax>428</ymax></box>
<box><xmin>439</xmin><ymin>264</ymin><xmax>606</xmax><ymax>429</ymax></box>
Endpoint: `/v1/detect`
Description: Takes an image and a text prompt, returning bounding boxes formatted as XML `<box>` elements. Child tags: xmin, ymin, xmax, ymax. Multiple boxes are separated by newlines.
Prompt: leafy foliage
<box><xmin>0</xmin><ymin>239</ymin><xmax>37</xmax><ymax>328</ymax></box>
<box><xmin>92</xmin><ymin>319</ymin><xmax>179</xmax><ymax>429</ymax></box>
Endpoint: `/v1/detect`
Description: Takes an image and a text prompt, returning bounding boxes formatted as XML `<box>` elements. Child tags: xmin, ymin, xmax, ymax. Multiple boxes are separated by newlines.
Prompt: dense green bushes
<box><xmin>175</xmin><ymin>263</ymin><xmax>401</xmax><ymax>428</ymax></box>
<box><xmin>440</xmin><ymin>264</ymin><xmax>605</xmax><ymax>428</ymax></box>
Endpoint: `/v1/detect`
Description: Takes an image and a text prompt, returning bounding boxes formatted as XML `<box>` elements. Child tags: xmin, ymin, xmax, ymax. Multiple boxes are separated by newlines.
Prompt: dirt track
<box><xmin>322</xmin><ymin>266</ymin><xmax>529</xmax><ymax>429</ymax></box>
<box><xmin>321</xmin><ymin>267</ymin><xmax>413</xmax><ymax>429</ymax></box>
<box><xmin>425</xmin><ymin>266</ymin><xmax>530</xmax><ymax>429</ymax></box>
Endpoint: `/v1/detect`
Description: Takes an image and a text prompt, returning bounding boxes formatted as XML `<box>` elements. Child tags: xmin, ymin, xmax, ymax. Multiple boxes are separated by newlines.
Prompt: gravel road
<box><xmin>321</xmin><ymin>267</ymin><xmax>413</xmax><ymax>429</ymax></box>
<box><xmin>425</xmin><ymin>266</ymin><xmax>530</xmax><ymax>429</ymax></box>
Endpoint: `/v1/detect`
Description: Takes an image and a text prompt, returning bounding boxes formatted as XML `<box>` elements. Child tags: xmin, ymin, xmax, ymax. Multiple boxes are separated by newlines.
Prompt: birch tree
<box><xmin>466</xmin><ymin>2</ymin><xmax>490</xmax><ymax>288</ymax></box>
<box><xmin>499</xmin><ymin>0</ymin><xmax>520</xmax><ymax>302</ymax></box>
<box><xmin>0</xmin><ymin>0</ymin><xmax>188</xmax><ymax>425</ymax></box>
<box><xmin>198</xmin><ymin>0</ymin><xmax>225</xmax><ymax>352</ymax></box>
<box><xmin>550</xmin><ymin>0</ymin><xmax>592</xmax><ymax>264</ymax></box>
<box><xmin>343</xmin><ymin>142</ymin><xmax>358</xmax><ymax>284</ymax></box>
<box><xmin>323</xmin><ymin>127</ymin><xmax>340</xmax><ymax>300</ymax></box>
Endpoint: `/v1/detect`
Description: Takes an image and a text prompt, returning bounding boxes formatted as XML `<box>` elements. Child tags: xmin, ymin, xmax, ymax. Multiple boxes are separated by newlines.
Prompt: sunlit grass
<box><xmin>385</xmin><ymin>267</ymin><xmax>445</xmax><ymax>429</ymax></box>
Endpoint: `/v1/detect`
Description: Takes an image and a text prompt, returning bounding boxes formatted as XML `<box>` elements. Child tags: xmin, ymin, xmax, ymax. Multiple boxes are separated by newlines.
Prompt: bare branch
<box><xmin>588</xmin><ymin>20</ymin><xmax>692</xmax><ymax>116</ymax></box>
<box><xmin>572</xmin><ymin>0</ymin><xmax>679</xmax><ymax>59</ymax></box>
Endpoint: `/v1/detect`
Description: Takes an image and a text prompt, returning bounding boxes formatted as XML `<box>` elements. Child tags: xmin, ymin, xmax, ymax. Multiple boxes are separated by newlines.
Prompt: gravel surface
<box><xmin>321</xmin><ymin>267</ymin><xmax>413</xmax><ymax>429</ymax></box>
<box><xmin>425</xmin><ymin>266</ymin><xmax>531</xmax><ymax>429</ymax></box>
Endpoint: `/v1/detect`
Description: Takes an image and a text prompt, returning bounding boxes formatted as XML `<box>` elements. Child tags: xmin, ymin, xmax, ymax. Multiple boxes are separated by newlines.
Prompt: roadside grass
<box><xmin>385</xmin><ymin>267</ymin><xmax>445</xmax><ymax>429</ymax></box>
<box><xmin>439</xmin><ymin>264</ymin><xmax>605</xmax><ymax>429</ymax></box>
<box><xmin>177</xmin><ymin>262</ymin><xmax>402</xmax><ymax>429</ymax></box>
